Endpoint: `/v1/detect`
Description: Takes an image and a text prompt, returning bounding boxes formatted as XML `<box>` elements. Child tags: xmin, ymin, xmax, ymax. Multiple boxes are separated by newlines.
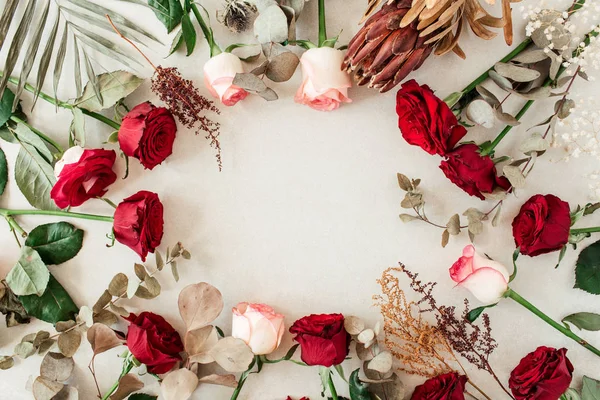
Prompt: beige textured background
<box><xmin>0</xmin><ymin>0</ymin><xmax>599</xmax><ymax>398</ymax></box>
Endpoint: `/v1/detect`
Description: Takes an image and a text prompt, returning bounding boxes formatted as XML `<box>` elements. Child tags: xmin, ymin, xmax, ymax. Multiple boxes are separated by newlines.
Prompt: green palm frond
<box><xmin>0</xmin><ymin>0</ymin><xmax>164</xmax><ymax>112</ymax></box>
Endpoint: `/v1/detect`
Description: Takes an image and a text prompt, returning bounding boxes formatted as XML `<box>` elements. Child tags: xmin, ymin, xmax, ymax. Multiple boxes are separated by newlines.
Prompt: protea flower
<box><xmin>344</xmin><ymin>0</ymin><xmax>512</xmax><ymax>93</ymax></box>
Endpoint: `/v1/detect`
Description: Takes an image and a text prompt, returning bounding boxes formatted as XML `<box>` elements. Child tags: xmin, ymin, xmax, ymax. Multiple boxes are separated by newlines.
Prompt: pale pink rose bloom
<box><xmin>232</xmin><ymin>302</ymin><xmax>285</xmax><ymax>355</ymax></box>
<box><xmin>449</xmin><ymin>245</ymin><xmax>510</xmax><ymax>305</ymax></box>
<box><xmin>294</xmin><ymin>47</ymin><xmax>352</xmax><ymax>111</ymax></box>
<box><xmin>203</xmin><ymin>52</ymin><xmax>249</xmax><ymax>107</ymax></box>
<box><xmin>54</xmin><ymin>146</ymin><xmax>98</xmax><ymax>192</ymax></box>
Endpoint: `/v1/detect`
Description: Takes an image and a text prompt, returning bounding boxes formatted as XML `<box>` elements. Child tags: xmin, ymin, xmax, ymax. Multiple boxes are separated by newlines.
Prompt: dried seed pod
<box><xmin>217</xmin><ymin>0</ymin><xmax>258</xmax><ymax>33</ymax></box>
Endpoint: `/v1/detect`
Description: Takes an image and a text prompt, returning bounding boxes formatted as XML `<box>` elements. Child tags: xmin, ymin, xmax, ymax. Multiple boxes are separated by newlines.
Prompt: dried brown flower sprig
<box><xmin>107</xmin><ymin>16</ymin><xmax>223</xmax><ymax>170</ymax></box>
<box><xmin>378</xmin><ymin>265</ymin><xmax>514</xmax><ymax>399</ymax></box>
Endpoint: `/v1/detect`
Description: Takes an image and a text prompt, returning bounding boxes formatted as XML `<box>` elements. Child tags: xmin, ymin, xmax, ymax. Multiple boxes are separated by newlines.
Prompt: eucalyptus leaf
<box><xmin>254</xmin><ymin>4</ymin><xmax>289</xmax><ymax>44</ymax></box>
<box><xmin>494</xmin><ymin>62</ymin><xmax>541</xmax><ymax>82</ymax></box>
<box><xmin>562</xmin><ymin>312</ymin><xmax>600</xmax><ymax>332</ymax></box>
<box><xmin>515</xmin><ymin>86</ymin><xmax>551</xmax><ymax>100</ymax></box>
<box><xmin>20</xmin><ymin>274</ymin><xmax>78</xmax><ymax>324</ymax></box>
<box><xmin>25</xmin><ymin>222</ymin><xmax>84</xmax><ymax>265</ymax></box>
<box><xmin>466</xmin><ymin>99</ymin><xmax>495</xmax><ymax>128</ymax></box>
<box><xmin>488</xmin><ymin>70</ymin><xmax>513</xmax><ymax>91</ymax></box>
<box><xmin>575</xmin><ymin>240</ymin><xmax>600</xmax><ymax>295</ymax></box>
<box><xmin>73</xmin><ymin>71</ymin><xmax>143</xmax><ymax>112</ymax></box>
<box><xmin>6</xmin><ymin>247</ymin><xmax>49</xmax><ymax>297</ymax></box>
<box><xmin>148</xmin><ymin>0</ymin><xmax>184</xmax><ymax>33</ymax></box>
<box><xmin>233</xmin><ymin>73</ymin><xmax>268</xmax><ymax>92</ymax></box>
<box><xmin>265</xmin><ymin>51</ymin><xmax>299</xmax><ymax>82</ymax></box>
<box><xmin>503</xmin><ymin>165</ymin><xmax>526</xmax><ymax>189</ymax></box>
<box><xmin>512</xmin><ymin>49</ymin><xmax>549</xmax><ymax>64</ymax></box>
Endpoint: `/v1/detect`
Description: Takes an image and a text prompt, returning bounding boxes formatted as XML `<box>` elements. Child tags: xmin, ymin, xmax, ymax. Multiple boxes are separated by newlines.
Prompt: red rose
<box><xmin>113</xmin><ymin>191</ymin><xmax>164</xmax><ymax>261</ymax></box>
<box><xmin>396</xmin><ymin>80</ymin><xmax>467</xmax><ymax>156</ymax></box>
<box><xmin>289</xmin><ymin>313</ymin><xmax>349</xmax><ymax>367</ymax></box>
<box><xmin>125</xmin><ymin>312</ymin><xmax>184</xmax><ymax>374</ymax></box>
<box><xmin>509</xmin><ymin>346</ymin><xmax>573</xmax><ymax>400</ymax></box>
<box><xmin>440</xmin><ymin>144</ymin><xmax>511</xmax><ymax>200</ymax></box>
<box><xmin>411</xmin><ymin>372</ymin><xmax>467</xmax><ymax>400</ymax></box>
<box><xmin>118</xmin><ymin>102</ymin><xmax>177</xmax><ymax>170</ymax></box>
<box><xmin>512</xmin><ymin>194</ymin><xmax>571</xmax><ymax>257</ymax></box>
<box><xmin>50</xmin><ymin>146</ymin><xmax>117</xmax><ymax>209</ymax></box>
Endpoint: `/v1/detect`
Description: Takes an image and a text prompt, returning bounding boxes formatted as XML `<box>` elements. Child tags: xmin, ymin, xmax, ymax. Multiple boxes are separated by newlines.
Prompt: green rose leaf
<box><xmin>0</xmin><ymin>146</ymin><xmax>7</xmax><ymax>196</ymax></box>
<box><xmin>582</xmin><ymin>376</ymin><xmax>600</xmax><ymax>400</ymax></box>
<box><xmin>128</xmin><ymin>394</ymin><xmax>158</xmax><ymax>400</ymax></box>
<box><xmin>19</xmin><ymin>274</ymin><xmax>78</xmax><ymax>325</ymax></box>
<box><xmin>6</xmin><ymin>247</ymin><xmax>50</xmax><ymax>296</ymax></box>
<box><xmin>562</xmin><ymin>312</ymin><xmax>600</xmax><ymax>332</ymax></box>
<box><xmin>349</xmin><ymin>369</ymin><xmax>371</xmax><ymax>400</ymax></box>
<box><xmin>72</xmin><ymin>71</ymin><xmax>144</xmax><ymax>112</ymax></box>
<box><xmin>25</xmin><ymin>222</ymin><xmax>84</xmax><ymax>265</ymax></box>
<box><xmin>148</xmin><ymin>0</ymin><xmax>184</xmax><ymax>33</ymax></box>
<box><xmin>574</xmin><ymin>240</ymin><xmax>600</xmax><ymax>295</ymax></box>
<box><xmin>0</xmin><ymin>88</ymin><xmax>15</xmax><ymax>128</ymax></box>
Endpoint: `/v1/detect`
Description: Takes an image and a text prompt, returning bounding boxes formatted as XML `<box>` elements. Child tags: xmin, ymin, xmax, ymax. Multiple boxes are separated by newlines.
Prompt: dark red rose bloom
<box><xmin>286</xmin><ymin>397</ymin><xmax>310</xmax><ymax>400</ymax></box>
<box><xmin>396</xmin><ymin>80</ymin><xmax>467</xmax><ymax>156</ymax></box>
<box><xmin>118</xmin><ymin>102</ymin><xmax>177</xmax><ymax>170</ymax></box>
<box><xmin>113</xmin><ymin>191</ymin><xmax>164</xmax><ymax>261</ymax></box>
<box><xmin>440</xmin><ymin>144</ymin><xmax>511</xmax><ymax>200</ymax></box>
<box><xmin>51</xmin><ymin>147</ymin><xmax>117</xmax><ymax>209</ymax></box>
<box><xmin>125</xmin><ymin>312</ymin><xmax>183</xmax><ymax>374</ymax></box>
<box><xmin>509</xmin><ymin>346</ymin><xmax>573</xmax><ymax>400</ymax></box>
<box><xmin>512</xmin><ymin>194</ymin><xmax>571</xmax><ymax>257</ymax></box>
<box><xmin>411</xmin><ymin>372</ymin><xmax>467</xmax><ymax>400</ymax></box>
<box><xmin>289</xmin><ymin>313</ymin><xmax>349</xmax><ymax>367</ymax></box>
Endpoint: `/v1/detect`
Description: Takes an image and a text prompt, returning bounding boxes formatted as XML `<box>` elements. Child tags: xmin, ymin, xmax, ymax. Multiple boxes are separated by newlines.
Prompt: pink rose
<box><xmin>232</xmin><ymin>302</ymin><xmax>285</xmax><ymax>355</ymax></box>
<box><xmin>203</xmin><ymin>52</ymin><xmax>249</xmax><ymax>106</ymax></box>
<box><xmin>294</xmin><ymin>47</ymin><xmax>352</xmax><ymax>111</ymax></box>
<box><xmin>449</xmin><ymin>245</ymin><xmax>510</xmax><ymax>305</ymax></box>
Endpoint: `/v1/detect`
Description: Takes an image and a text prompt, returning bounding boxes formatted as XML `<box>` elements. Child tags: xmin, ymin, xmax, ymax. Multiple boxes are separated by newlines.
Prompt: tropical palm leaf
<box><xmin>0</xmin><ymin>0</ymin><xmax>163</xmax><ymax>111</ymax></box>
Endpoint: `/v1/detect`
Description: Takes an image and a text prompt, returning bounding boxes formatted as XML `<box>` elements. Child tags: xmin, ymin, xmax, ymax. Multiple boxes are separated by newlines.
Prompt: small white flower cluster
<box><xmin>553</xmin><ymin>96</ymin><xmax>600</xmax><ymax>199</ymax></box>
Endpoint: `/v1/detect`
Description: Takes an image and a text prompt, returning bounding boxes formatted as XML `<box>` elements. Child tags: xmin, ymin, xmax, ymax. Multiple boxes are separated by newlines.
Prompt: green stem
<box><xmin>327</xmin><ymin>370</ymin><xmax>339</xmax><ymax>400</ymax></box>
<box><xmin>3</xmin><ymin>74</ymin><xmax>121</xmax><ymax>131</ymax></box>
<box><xmin>4</xmin><ymin>216</ymin><xmax>27</xmax><ymax>238</ymax></box>
<box><xmin>101</xmin><ymin>360</ymin><xmax>134</xmax><ymax>400</ymax></box>
<box><xmin>230</xmin><ymin>356</ymin><xmax>258</xmax><ymax>400</ymax></box>
<box><xmin>10</xmin><ymin>115</ymin><xmax>64</xmax><ymax>154</ymax></box>
<box><xmin>318</xmin><ymin>0</ymin><xmax>327</xmax><ymax>47</ymax></box>
<box><xmin>191</xmin><ymin>3</ymin><xmax>222</xmax><ymax>57</ymax></box>
<box><xmin>571</xmin><ymin>226</ymin><xmax>600</xmax><ymax>235</ymax></box>
<box><xmin>506</xmin><ymin>289</ymin><xmax>600</xmax><ymax>358</ymax></box>
<box><xmin>0</xmin><ymin>208</ymin><xmax>114</xmax><ymax>223</ymax></box>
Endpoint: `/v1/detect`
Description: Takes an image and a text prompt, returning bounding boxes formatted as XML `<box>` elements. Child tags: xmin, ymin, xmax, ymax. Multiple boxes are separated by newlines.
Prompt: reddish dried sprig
<box><xmin>151</xmin><ymin>67</ymin><xmax>222</xmax><ymax>169</ymax></box>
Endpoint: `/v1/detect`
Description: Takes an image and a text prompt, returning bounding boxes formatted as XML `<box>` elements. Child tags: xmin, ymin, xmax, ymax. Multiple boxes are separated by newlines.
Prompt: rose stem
<box><xmin>326</xmin><ymin>369</ymin><xmax>339</xmax><ymax>400</ymax></box>
<box><xmin>230</xmin><ymin>356</ymin><xmax>258</xmax><ymax>400</ymax></box>
<box><xmin>570</xmin><ymin>226</ymin><xmax>600</xmax><ymax>235</ymax></box>
<box><xmin>101</xmin><ymin>356</ymin><xmax>134</xmax><ymax>400</ymax></box>
<box><xmin>505</xmin><ymin>289</ymin><xmax>600</xmax><ymax>358</ymax></box>
<box><xmin>480</xmin><ymin>27</ymin><xmax>599</xmax><ymax>156</ymax></box>
<box><xmin>9</xmin><ymin>115</ymin><xmax>64</xmax><ymax>154</ymax></box>
<box><xmin>318</xmin><ymin>0</ymin><xmax>327</xmax><ymax>47</ymax></box>
<box><xmin>190</xmin><ymin>3</ymin><xmax>222</xmax><ymax>57</ymax></box>
<box><xmin>0</xmin><ymin>73</ymin><xmax>121</xmax><ymax>130</ymax></box>
<box><xmin>0</xmin><ymin>208</ymin><xmax>114</xmax><ymax>223</ymax></box>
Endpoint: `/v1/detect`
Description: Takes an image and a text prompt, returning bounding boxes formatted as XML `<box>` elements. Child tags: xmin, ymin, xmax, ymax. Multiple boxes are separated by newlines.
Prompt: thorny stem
<box><xmin>506</xmin><ymin>289</ymin><xmax>600</xmax><ymax>358</ymax></box>
<box><xmin>10</xmin><ymin>115</ymin><xmax>64</xmax><ymax>154</ymax></box>
<box><xmin>1</xmin><ymin>73</ymin><xmax>121</xmax><ymax>131</ymax></box>
<box><xmin>0</xmin><ymin>208</ymin><xmax>114</xmax><ymax>223</ymax></box>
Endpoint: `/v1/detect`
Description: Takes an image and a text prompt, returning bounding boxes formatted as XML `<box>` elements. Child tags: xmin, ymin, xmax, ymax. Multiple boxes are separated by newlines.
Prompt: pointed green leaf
<box><xmin>0</xmin><ymin>146</ymin><xmax>6</xmax><ymax>196</ymax></box>
<box><xmin>71</xmin><ymin>25</ymin><xmax>140</xmax><ymax>69</ymax></box>
<box><xmin>25</xmin><ymin>222</ymin><xmax>84</xmax><ymax>265</ymax></box>
<box><xmin>582</xmin><ymin>376</ymin><xmax>600</xmax><ymax>400</ymax></box>
<box><xmin>6</xmin><ymin>247</ymin><xmax>50</xmax><ymax>296</ymax></box>
<box><xmin>69</xmin><ymin>108</ymin><xmax>85</xmax><ymax>146</ymax></box>
<box><xmin>562</xmin><ymin>312</ymin><xmax>600</xmax><ymax>332</ymax></box>
<box><xmin>19</xmin><ymin>274</ymin><xmax>78</xmax><ymax>324</ymax></box>
<box><xmin>0</xmin><ymin>87</ymin><xmax>15</xmax><ymax>127</ymax></box>
<box><xmin>149</xmin><ymin>0</ymin><xmax>184</xmax><ymax>32</ymax></box>
<box><xmin>181</xmin><ymin>13</ymin><xmax>196</xmax><ymax>56</ymax></box>
<box><xmin>53</xmin><ymin>22</ymin><xmax>69</xmax><ymax>103</ymax></box>
<box><xmin>73</xmin><ymin>36</ymin><xmax>82</xmax><ymax>96</ymax></box>
<box><xmin>82</xmin><ymin>48</ymin><xmax>103</xmax><ymax>106</ymax></box>
<box><xmin>349</xmin><ymin>369</ymin><xmax>371</xmax><ymax>400</ymax></box>
<box><xmin>575</xmin><ymin>240</ymin><xmax>600</xmax><ymax>295</ymax></box>
<box><xmin>73</xmin><ymin>70</ymin><xmax>143</xmax><ymax>112</ymax></box>
<box><xmin>33</xmin><ymin>12</ymin><xmax>61</xmax><ymax>109</ymax></box>
<box><xmin>0</xmin><ymin>0</ymin><xmax>20</xmax><ymax>51</ymax></box>
<box><xmin>13</xmin><ymin>0</ymin><xmax>51</xmax><ymax>111</ymax></box>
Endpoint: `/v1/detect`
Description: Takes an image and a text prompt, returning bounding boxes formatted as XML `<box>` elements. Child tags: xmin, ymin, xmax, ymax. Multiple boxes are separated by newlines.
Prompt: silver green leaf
<box><xmin>6</xmin><ymin>247</ymin><xmax>49</xmax><ymax>297</ymax></box>
<box><xmin>34</xmin><ymin>12</ymin><xmax>61</xmax><ymax>108</ymax></box>
<box><xmin>73</xmin><ymin>70</ymin><xmax>143</xmax><ymax>112</ymax></box>
<box><xmin>254</xmin><ymin>4</ymin><xmax>289</xmax><ymax>44</ymax></box>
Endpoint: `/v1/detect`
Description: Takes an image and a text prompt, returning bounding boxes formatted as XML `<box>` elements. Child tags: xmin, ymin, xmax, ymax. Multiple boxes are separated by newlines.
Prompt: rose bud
<box><xmin>440</xmin><ymin>144</ymin><xmax>511</xmax><ymax>200</ymax></box>
<box><xmin>203</xmin><ymin>52</ymin><xmax>249</xmax><ymax>106</ymax></box>
<box><xmin>512</xmin><ymin>194</ymin><xmax>571</xmax><ymax>257</ymax></box>
<box><xmin>118</xmin><ymin>102</ymin><xmax>177</xmax><ymax>170</ymax></box>
<box><xmin>125</xmin><ymin>312</ymin><xmax>184</xmax><ymax>374</ymax></box>
<box><xmin>411</xmin><ymin>372</ymin><xmax>468</xmax><ymax>400</ymax></box>
<box><xmin>294</xmin><ymin>47</ymin><xmax>352</xmax><ymax>112</ymax></box>
<box><xmin>449</xmin><ymin>245</ymin><xmax>510</xmax><ymax>305</ymax></box>
<box><xmin>50</xmin><ymin>146</ymin><xmax>117</xmax><ymax>209</ymax></box>
<box><xmin>289</xmin><ymin>313</ymin><xmax>349</xmax><ymax>367</ymax></box>
<box><xmin>509</xmin><ymin>346</ymin><xmax>573</xmax><ymax>400</ymax></box>
<box><xmin>396</xmin><ymin>80</ymin><xmax>467</xmax><ymax>156</ymax></box>
<box><xmin>113</xmin><ymin>190</ymin><xmax>164</xmax><ymax>261</ymax></box>
<box><xmin>232</xmin><ymin>302</ymin><xmax>285</xmax><ymax>355</ymax></box>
